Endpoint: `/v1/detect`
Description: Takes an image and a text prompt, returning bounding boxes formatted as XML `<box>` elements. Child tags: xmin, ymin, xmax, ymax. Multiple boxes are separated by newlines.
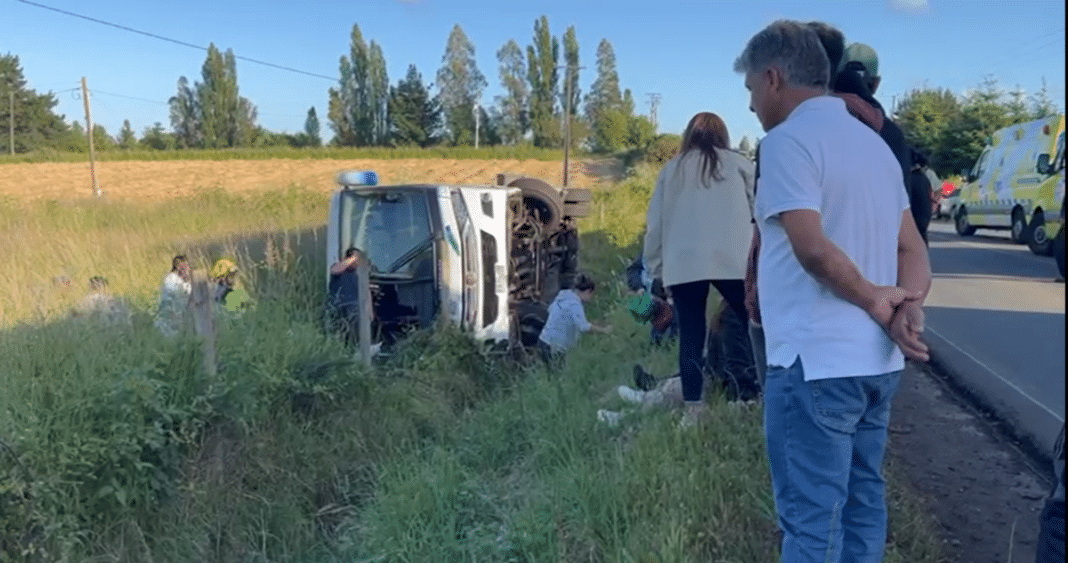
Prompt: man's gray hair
<box><xmin>733</xmin><ymin>20</ymin><xmax>830</xmax><ymax>90</ymax></box>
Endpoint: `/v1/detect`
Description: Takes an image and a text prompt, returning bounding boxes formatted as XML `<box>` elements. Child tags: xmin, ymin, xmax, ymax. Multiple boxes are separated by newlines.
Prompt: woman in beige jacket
<box><xmin>643</xmin><ymin>112</ymin><xmax>755</xmax><ymax>423</ymax></box>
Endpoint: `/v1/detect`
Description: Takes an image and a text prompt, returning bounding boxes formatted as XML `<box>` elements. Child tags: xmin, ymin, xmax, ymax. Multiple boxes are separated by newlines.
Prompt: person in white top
<box><xmin>155</xmin><ymin>255</ymin><xmax>192</xmax><ymax>337</ymax></box>
<box><xmin>734</xmin><ymin>20</ymin><xmax>931</xmax><ymax>563</ymax></box>
<box><xmin>643</xmin><ymin>111</ymin><xmax>756</xmax><ymax>424</ymax></box>
<box><xmin>536</xmin><ymin>273</ymin><xmax>610</xmax><ymax>368</ymax></box>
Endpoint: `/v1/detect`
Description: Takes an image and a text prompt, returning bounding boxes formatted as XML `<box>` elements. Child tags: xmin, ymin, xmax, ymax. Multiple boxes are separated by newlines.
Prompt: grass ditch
<box><xmin>0</xmin><ymin>163</ymin><xmax>946</xmax><ymax>561</ymax></box>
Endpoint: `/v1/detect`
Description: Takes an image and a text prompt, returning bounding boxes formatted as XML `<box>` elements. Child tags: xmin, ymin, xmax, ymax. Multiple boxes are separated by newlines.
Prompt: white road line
<box><xmin>927</xmin><ymin>325</ymin><xmax>1066</xmax><ymax>423</ymax></box>
<box><xmin>932</xmin><ymin>239</ymin><xmax>1040</xmax><ymax>260</ymax></box>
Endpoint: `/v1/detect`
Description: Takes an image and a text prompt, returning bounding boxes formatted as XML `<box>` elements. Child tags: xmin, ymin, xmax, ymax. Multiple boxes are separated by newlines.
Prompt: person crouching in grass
<box><xmin>536</xmin><ymin>273</ymin><xmax>611</xmax><ymax>370</ymax></box>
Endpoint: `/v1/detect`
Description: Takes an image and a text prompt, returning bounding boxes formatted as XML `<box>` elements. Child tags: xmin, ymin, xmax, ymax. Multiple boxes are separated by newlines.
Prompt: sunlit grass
<box><xmin>0</xmin><ymin>164</ymin><xmax>946</xmax><ymax>562</ymax></box>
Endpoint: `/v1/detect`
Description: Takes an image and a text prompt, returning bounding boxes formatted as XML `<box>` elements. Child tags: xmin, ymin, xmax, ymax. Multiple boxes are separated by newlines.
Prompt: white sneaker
<box><xmin>678</xmin><ymin>402</ymin><xmax>707</xmax><ymax>429</ymax></box>
<box><xmin>642</xmin><ymin>389</ymin><xmax>667</xmax><ymax>407</ymax></box>
<box><xmin>597</xmin><ymin>409</ymin><xmax>623</xmax><ymax>427</ymax></box>
<box><xmin>617</xmin><ymin>385</ymin><xmax>645</xmax><ymax>404</ymax></box>
<box><xmin>728</xmin><ymin>399</ymin><xmax>758</xmax><ymax>409</ymax></box>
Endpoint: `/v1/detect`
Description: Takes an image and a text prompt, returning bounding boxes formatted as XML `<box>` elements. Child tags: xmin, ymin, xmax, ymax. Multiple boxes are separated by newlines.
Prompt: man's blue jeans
<box><xmin>763</xmin><ymin>356</ymin><xmax>902</xmax><ymax>563</ymax></box>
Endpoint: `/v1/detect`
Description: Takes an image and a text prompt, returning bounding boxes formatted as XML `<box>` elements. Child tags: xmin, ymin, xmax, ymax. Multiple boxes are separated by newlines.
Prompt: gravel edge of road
<box><xmin>889</xmin><ymin>360</ymin><xmax>1055</xmax><ymax>562</ymax></box>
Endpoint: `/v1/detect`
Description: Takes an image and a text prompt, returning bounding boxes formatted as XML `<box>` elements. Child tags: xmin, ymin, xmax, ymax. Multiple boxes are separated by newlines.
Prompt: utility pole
<box><xmin>81</xmin><ymin>77</ymin><xmax>100</xmax><ymax>197</ymax></box>
<box><xmin>559</xmin><ymin>64</ymin><xmax>586</xmax><ymax>187</ymax></box>
<box><xmin>8</xmin><ymin>91</ymin><xmax>13</xmax><ymax>156</ymax></box>
<box><xmin>647</xmin><ymin>93</ymin><xmax>662</xmax><ymax>132</ymax></box>
<box><xmin>473</xmin><ymin>102</ymin><xmax>480</xmax><ymax>149</ymax></box>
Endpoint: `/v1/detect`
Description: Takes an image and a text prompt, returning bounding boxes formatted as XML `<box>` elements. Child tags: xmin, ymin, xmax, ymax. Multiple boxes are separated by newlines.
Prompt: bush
<box><xmin>645</xmin><ymin>134</ymin><xmax>681</xmax><ymax>164</ymax></box>
<box><xmin>620</xmin><ymin>133</ymin><xmax>680</xmax><ymax>169</ymax></box>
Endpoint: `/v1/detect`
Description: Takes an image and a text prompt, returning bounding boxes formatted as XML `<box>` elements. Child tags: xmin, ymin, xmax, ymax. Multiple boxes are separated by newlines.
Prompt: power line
<box><xmin>14</xmin><ymin>0</ymin><xmax>337</xmax><ymax>82</ymax></box>
<box><xmin>983</xmin><ymin>37</ymin><xmax>1066</xmax><ymax>75</ymax></box>
<box><xmin>85</xmin><ymin>88</ymin><xmax>309</xmax><ymax>120</ymax></box>
<box><xmin>89</xmin><ymin>89</ymin><xmax>169</xmax><ymax>105</ymax></box>
<box><xmin>984</xmin><ymin>30</ymin><xmax>1065</xmax><ymax>69</ymax></box>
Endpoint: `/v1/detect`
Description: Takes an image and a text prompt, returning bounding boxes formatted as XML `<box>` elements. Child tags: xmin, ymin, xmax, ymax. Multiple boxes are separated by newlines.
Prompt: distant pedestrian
<box><xmin>643</xmin><ymin>111</ymin><xmax>758</xmax><ymax>426</ymax></box>
<box><xmin>537</xmin><ymin>273</ymin><xmax>610</xmax><ymax>369</ymax></box>
<box><xmin>735</xmin><ymin>19</ymin><xmax>931</xmax><ymax>563</ymax></box>
<box><xmin>908</xmin><ymin>149</ymin><xmax>936</xmax><ymax>244</ymax></box>
<box><xmin>75</xmin><ymin>275</ymin><xmax>130</xmax><ymax>325</ymax></box>
<box><xmin>155</xmin><ymin>255</ymin><xmax>192</xmax><ymax>337</ymax></box>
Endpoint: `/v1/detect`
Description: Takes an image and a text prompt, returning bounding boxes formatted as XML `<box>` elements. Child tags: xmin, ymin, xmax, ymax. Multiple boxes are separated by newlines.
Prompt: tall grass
<box><xmin>0</xmin><ymin>185</ymin><xmax>322</xmax><ymax>325</ymax></box>
<box><xmin>0</xmin><ymin>164</ymin><xmax>946</xmax><ymax>562</ymax></box>
<box><xmin>0</xmin><ymin>145</ymin><xmax>569</xmax><ymax>165</ymax></box>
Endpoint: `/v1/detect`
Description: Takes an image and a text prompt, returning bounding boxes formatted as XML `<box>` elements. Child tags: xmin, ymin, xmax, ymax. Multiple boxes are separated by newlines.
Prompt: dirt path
<box><xmin>889</xmin><ymin>362</ymin><xmax>1053</xmax><ymax>562</ymax></box>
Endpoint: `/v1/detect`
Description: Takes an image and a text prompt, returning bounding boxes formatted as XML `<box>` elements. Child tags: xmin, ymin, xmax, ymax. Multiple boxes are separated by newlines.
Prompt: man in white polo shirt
<box><xmin>734</xmin><ymin>20</ymin><xmax>931</xmax><ymax>563</ymax></box>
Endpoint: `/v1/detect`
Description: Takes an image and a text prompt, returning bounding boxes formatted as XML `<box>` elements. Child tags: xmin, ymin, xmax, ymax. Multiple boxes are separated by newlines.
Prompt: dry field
<box><xmin>0</xmin><ymin>157</ymin><xmax>616</xmax><ymax>202</ymax></box>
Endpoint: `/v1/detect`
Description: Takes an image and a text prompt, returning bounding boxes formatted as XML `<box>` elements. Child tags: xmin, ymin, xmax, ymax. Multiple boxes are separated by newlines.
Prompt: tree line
<box><xmin>894</xmin><ymin>76</ymin><xmax>1060</xmax><ymax>177</ymax></box>
<box><xmin>0</xmin><ymin>16</ymin><xmax>661</xmax><ymax>155</ymax></box>
<box><xmin>323</xmin><ymin>17</ymin><xmax>658</xmax><ymax>153</ymax></box>
<box><xmin>0</xmin><ymin>20</ymin><xmax>1063</xmax><ymax>164</ymax></box>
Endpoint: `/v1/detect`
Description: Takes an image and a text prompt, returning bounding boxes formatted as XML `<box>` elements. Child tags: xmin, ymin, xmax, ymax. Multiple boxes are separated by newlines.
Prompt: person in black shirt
<box><xmin>908</xmin><ymin>149</ymin><xmax>935</xmax><ymax>244</ymax></box>
<box><xmin>329</xmin><ymin>247</ymin><xmax>368</xmax><ymax>346</ymax></box>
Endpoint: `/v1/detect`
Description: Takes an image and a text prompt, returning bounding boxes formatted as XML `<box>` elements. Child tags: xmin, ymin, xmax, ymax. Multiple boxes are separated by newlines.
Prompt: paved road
<box><xmin>924</xmin><ymin>221</ymin><xmax>1065</xmax><ymax>456</ymax></box>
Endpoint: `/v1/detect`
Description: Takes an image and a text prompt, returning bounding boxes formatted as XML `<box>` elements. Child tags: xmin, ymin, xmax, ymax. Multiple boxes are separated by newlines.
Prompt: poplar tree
<box><xmin>328</xmin><ymin>24</ymin><xmax>375</xmax><ymax>146</ymax></box>
<box><xmin>196</xmin><ymin>45</ymin><xmax>256</xmax><ymax>148</ymax></box>
<box><xmin>169</xmin><ymin>44</ymin><xmax>256</xmax><ymax>149</ymax></box>
<box><xmin>436</xmin><ymin>24</ymin><xmax>487</xmax><ymax>145</ymax></box>
<box><xmin>495</xmin><ymin>39</ymin><xmax>529</xmax><ymax>145</ymax></box>
<box><xmin>560</xmin><ymin>26</ymin><xmax>582</xmax><ymax>151</ymax></box>
<box><xmin>526</xmin><ymin>15</ymin><xmax>559</xmax><ymax>147</ymax></box>
<box><xmin>561</xmin><ymin>26</ymin><xmax>581</xmax><ymax>120</ymax></box>
<box><xmin>368</xmin><ymin>42</ymin><xmax>390</xmax><ymax>145</ymax></box>
<box><xmin>585</xmin><ymin>39</ymin><xmax>624</xmax><ymax>152</ymax></box>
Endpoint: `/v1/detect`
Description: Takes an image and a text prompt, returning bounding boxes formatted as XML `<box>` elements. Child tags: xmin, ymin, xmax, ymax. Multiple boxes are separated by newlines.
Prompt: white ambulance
<box><xmin>955</xmin><ymin>114</ymin><xmax>1065</xmax><ymax>255</ymax></box>
<box><xmin>325</xmin><ymin>170</ymin><xmax>590</xmax><ymax>350</ymax></box>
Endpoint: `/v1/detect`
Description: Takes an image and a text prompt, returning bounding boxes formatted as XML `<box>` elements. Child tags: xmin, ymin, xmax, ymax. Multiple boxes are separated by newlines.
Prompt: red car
<box><xmin>932</xmin><ymin>181</ymin><xmax>957</xmax><ymax>219</ymax></box>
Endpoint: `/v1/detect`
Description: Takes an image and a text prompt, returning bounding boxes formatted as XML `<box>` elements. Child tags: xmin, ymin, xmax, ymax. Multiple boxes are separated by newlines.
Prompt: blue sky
<box><xmin>3</xmin><ymin>0</ymin><xmax>1065</xmax><ymax>147</ymax></box>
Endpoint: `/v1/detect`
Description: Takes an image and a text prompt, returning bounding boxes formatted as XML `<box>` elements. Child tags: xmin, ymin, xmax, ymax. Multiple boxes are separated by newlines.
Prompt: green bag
<box><xmin>627</xmin><ymin>293</ymin><xmax>655</xmax><ymax>324</ymax></box>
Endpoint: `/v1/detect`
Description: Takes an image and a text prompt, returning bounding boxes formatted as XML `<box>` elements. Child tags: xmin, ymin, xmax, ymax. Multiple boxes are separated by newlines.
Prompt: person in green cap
<box><xmin>210</xmin><ymin>258</ymin><xmax>252</xmax><ymax>313</ymax></box>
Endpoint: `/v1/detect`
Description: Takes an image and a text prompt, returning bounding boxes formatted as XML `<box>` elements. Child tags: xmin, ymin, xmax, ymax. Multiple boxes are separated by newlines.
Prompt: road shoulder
<box><xmin>889</xmin><ymin>361</ymin><xmax>1053</xmax><ymax>563</ymax></box>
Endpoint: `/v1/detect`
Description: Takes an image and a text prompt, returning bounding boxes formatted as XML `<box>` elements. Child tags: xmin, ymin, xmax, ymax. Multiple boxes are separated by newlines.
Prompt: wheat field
<box><xmin>0</xmin><ymin>157</ymin><xmax>613</xmax><ymax>202</ymax></box>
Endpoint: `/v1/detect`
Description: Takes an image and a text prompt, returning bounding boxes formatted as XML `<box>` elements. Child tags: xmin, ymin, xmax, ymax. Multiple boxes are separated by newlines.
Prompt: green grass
<box><xmin>0</xmin><ymin>163</ymin><xmax>947</xmax><ymax>562</ymax></box>
<box><xmin>0</xmin><ymin>145</ymin><xmax>570</xmax><ymax>165</ymax></box>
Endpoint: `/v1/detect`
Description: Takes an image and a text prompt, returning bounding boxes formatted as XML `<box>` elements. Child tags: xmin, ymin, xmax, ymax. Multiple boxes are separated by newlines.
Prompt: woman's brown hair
<box><xmin>679</xmin><ymin>112</ymin><xmax>731</xmax><ymax>181</ymax></box>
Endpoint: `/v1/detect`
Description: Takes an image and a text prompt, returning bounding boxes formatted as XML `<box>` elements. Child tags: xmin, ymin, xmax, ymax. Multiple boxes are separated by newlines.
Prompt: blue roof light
<box><xmin>337</xmin><ymin>170</ymin><xmax>378</xmax><ymax>187</ymax></box>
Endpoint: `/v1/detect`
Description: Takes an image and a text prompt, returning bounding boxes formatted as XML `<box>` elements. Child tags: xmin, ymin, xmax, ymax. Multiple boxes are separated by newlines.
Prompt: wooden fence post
<box><xmin>356</xmin><ymin>262</ymin><xmax>372</xmax><ymax>367</ymax></box>
<box><xmin>190</xmin><ymin>274</ymin><xmax>218</xmax><ymax>377</ymax></box>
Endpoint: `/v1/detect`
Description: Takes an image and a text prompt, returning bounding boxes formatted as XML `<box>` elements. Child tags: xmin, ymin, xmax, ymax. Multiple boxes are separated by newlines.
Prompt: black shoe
<box><xmin>633</xmin><ymin>364</ymin><xmax>658</xmax><ymax>392</ymax></box>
